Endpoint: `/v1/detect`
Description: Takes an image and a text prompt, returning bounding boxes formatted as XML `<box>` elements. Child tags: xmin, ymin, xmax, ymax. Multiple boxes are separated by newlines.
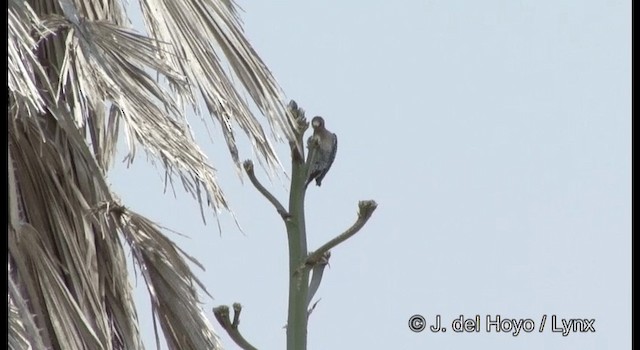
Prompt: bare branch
<box><xmin>304</xmin><ymin>200</ymin><xmax>378</xmax><ymax>268</ymax></box>
<box><xmin>231</xmin><ymin>303</ymin><xmax>243</xmax><ymax>328</ymax></box>
<box><xmin>213</xmin><ymin>305</ymin><xmax>258</xmax><ymax>350</ymax></box>
<box><xmin>307</xmin><ymin>251</ymin><xmax>330</xmax><ymax>308</ymax></box>
<box><xmin>243</xmin><ymin>160</ymin><xmax>290</xmax><ymax>220</ymax></box>
<box><xmin>306</xmin><ymin>251</ymin><xmax>330</xmax><ymax>319</ymax></box>
<box><xmin>307</xmin><ymin>299</ymin><xmax>322</xmax><ymax>320</ymax></box>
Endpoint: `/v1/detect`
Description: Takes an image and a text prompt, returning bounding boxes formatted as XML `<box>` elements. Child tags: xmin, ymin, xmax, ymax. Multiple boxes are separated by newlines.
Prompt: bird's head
<box><xmin>311</xmin><ymin>116</ymin><xmax>325</xmax><ymax>129</ymax></box>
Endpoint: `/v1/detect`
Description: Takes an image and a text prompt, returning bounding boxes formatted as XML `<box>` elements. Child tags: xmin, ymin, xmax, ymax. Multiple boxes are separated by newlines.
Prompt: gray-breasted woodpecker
<box><xmin>305</xmin><ymin>116</ymin><xmax>338</xmax><ymax>188</ymax></box>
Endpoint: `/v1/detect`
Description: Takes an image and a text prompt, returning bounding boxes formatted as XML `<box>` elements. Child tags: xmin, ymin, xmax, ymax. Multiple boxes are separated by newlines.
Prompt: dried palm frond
<box><xmin>9</xmin><ymin>0</ymin><xmax>295</xmax><ymax>348</ymax></box>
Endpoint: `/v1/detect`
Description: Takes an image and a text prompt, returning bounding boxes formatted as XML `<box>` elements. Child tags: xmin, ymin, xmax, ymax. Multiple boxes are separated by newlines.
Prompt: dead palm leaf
<box><xmin>8</xmin><ymin>0</ymin><xmax>297</xmax><ymax>348</ymax></box>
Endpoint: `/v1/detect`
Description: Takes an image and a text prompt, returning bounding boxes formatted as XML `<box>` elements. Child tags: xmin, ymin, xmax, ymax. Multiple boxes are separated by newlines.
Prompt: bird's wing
<box><xmin>328</xmin><ymin>133</ymin><xmax>337</xmax><ymax>167</ymax></box>
<box><xmin>315</xmin><ymin>133</ymin><xmax>338</xmax><ymax>184</ymax></box>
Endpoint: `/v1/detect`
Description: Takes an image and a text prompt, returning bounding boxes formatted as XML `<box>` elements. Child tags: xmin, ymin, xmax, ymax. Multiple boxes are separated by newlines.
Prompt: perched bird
<box><xmin>305</xmin><ymin>116</ymin><xmax>338</xmax><ymax>188</ymax></box>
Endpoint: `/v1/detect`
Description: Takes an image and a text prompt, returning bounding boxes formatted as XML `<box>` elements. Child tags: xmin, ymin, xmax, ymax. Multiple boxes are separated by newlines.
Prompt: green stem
<box><xmin>286</xmin><ymin>150</ymin><xmax>309</xmax><ymax>350</ymax></box>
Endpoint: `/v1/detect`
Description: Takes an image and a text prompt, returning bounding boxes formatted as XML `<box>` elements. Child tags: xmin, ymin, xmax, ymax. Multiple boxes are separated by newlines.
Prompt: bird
<box><xmin>305</xmin><ymin>116</ymin><xmax>338</xmax><ymax>188</ymax></box>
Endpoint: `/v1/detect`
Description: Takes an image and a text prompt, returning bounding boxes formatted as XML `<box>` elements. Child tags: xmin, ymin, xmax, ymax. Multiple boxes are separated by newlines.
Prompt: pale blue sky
<box><xmin>110</xmin><ymin>1</ymin><xmax>631</xmax><ymax>349</ymax></box>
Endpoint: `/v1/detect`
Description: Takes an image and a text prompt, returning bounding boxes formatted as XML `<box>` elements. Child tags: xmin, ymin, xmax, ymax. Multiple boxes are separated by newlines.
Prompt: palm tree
<box><xmin>8</xmin><ymin>0</ymin><xmax>297</xmax><ymax>348</ymax></box>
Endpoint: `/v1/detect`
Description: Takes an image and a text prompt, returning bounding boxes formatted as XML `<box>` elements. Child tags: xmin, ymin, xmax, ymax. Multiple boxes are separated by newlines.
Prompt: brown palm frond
<box><xmin>9</xmin><ymin>0</ymin><xmax>295</xmax><ymax>349</ymax></box>
<box><xmin>9</xmin><ymin>111</ymin><xmax>144</xmax><ymax>350</ymax></box>
<box><xmin>114</xmin><ymin>205</ymin><xmax>222</xmax><ymax>350</ymax></box>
